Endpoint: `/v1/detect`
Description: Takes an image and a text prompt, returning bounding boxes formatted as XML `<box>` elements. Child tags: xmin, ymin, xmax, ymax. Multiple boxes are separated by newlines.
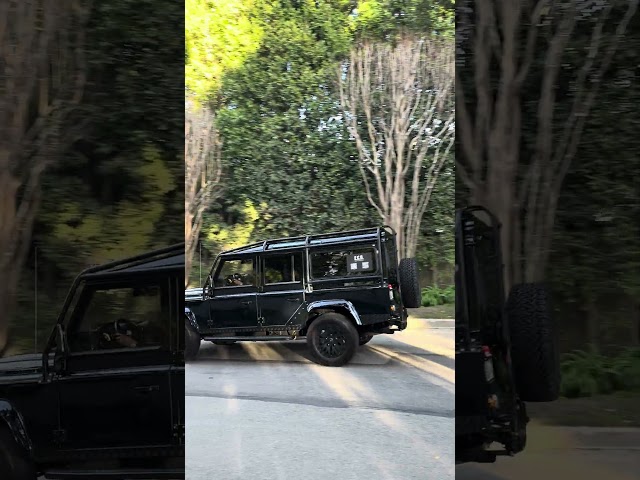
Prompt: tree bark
<box><xmin>456</xmin><ymin>0</ymin><xmax>638</xmax><ymax>293</ymax></box>
<box><xmin>0</xmin><ymin>1</ymin><xmax>90</xmax><ymax>354</ymax></box>
<box><xmin>185</xmin><ymin>100</ymin><xmax>223</xmax><ymax>286</ymax></box>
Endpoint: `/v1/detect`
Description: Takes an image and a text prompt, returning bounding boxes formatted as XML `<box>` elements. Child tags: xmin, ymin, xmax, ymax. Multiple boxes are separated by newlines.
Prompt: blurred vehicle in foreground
<box><xmin>456</xmin><ymin>207</ymin><xmax>560</xmax><ymax>463</ymax></box>
<box><xmin>0</xmin><ymin>245</ymin><xmax>185</xmax><ymax>479</ymax></box>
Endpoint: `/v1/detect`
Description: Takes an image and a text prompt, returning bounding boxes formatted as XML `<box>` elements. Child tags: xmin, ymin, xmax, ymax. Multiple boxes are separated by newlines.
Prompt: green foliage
<box><xmin>560</xmin><ymin>347</ymin><xmax>640</xmax><ymax>398</ymax></box>
<box><xmin>187</xmin><ymin>0</ymin><xmax>455</xmax><ymax>284</ymax></box>
<box><xmin>349</xmin><ymin>0</ymin><xmax>454</xmax><ymax>40</ymax></box>
<box><xmin>421</xmin><ymin>285</ymin><xmax>454</xmax><ymax>307</ymax></box>
<box><xmin>186</xmin><ymin>0</ymin><xmax>265</xmax><ymax>102</ymax></box>
<box><xmin>12</xmin><ymin>0</ymin><xmax>184</xmax><ymax>353</ymax></box>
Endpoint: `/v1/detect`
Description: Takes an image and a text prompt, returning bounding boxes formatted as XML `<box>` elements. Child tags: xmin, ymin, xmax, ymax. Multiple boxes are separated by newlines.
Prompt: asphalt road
<box><xmin>456</xmin><ymin>424</ymin><xmax>640</xmax><ymax>480</ymax></box>
<box><xmin>185</xmin><ymin>320</ymin><xmax>455</xmax><ymax>480</ymax></box>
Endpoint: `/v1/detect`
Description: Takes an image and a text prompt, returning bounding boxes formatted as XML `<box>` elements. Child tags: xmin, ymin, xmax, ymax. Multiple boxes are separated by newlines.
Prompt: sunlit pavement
<box><xmin>185</xmin><ymin>319</ymin><xmax>454</xmax><ymax>480</ymax></box>
<box><xmin>456</xmin><ymin>420</ymin><xmax>640</xmax><ymax>479</ymax></box>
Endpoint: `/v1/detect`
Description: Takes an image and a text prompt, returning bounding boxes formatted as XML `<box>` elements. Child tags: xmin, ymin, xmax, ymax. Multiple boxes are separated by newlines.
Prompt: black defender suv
<box><xmin>0</xmin><ymin>245</ymin><xmax>185</xmax><ymax>479</ymax></box>
<box><xmin>455</xmin><ymin>207</ymin><xmax>560</xmax><ymax>464</ymax></box>
<box><xmin>185</xmin><ymin>227</ymin><xmax>421</xmax><ymax>366</ymax></box>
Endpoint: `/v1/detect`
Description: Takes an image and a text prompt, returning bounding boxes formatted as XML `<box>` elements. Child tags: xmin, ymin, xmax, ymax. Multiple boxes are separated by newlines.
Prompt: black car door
<box><xmin>209</xmin><ymin>256</ymin><xmax>258</xmax><ymax>329</ymax></box>
<box><xmin>54</xmin><ymin>275</ymin><xmax>174</xmax><ymax>453</ymax></box>
<box><xmin>259</xmin><ymin>252</ymin><xmax>305</xmax><ymax>327</ymax></box>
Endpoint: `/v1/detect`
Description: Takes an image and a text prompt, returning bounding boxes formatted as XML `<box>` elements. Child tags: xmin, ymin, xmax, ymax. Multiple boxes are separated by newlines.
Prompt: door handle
<box><xmin>240</xmin><ymin>300</ymin><xmax>252</xmax><ymax>305</ymax></box>
<box><xmin>135</xmin><ymin>385</ymin><xmax>160</xmax><ymax>393</ymax></box>
<box><xmin>286</xmin><ymin>298</ymin><xmax>299</xmax><ymax>302</ymax></box>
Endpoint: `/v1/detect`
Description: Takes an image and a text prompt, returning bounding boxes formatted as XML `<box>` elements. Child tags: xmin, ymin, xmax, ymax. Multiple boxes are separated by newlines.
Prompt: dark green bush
<box><xmin>560</xmin><ymin>347</ymin><xmax>640</xmax><ymax>398</ymax></box>
<box><xmin>421</xmin><ymin>285</ymin><xmax>455</xmax><ymax>307</ymax></box>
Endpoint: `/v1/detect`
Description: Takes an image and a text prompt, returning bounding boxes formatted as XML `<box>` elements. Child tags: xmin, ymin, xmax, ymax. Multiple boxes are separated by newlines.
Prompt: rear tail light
<box><xmin>388</xmin><ymin>283</ymin><xmax>394</xmax><ymax>300</ymax></box>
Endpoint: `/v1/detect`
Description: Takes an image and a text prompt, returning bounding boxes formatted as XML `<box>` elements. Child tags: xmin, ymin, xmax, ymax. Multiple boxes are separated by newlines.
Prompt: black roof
<box><xmin>80</xmin><ymin>243</ymin><xmax>184</xmax><ymax>278</ymax></box>
<box><xmin>219</xmin><ymin>226</ymin><xmax>395</xmax><ymax>257</ymax></box>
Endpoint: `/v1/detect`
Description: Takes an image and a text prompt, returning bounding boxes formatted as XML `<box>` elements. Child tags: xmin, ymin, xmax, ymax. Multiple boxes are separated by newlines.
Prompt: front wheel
<box><xmin>0</xmin><ymin>428</ymin><xmax>37</xmax><ymax>480</ymax></box>
<box><xmin>307</xmin><ymin>313</ymin><xmax>359</xmax><ymax>367</ymax></box>
<box><xmin>184</xmin><ymin>320</ymin><xmax>201</xmax><ymax>361</ymax></box>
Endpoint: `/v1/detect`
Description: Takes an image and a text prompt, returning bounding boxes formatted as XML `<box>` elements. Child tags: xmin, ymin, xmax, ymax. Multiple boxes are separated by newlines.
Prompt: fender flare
<box><xmin>306</xmin><ymin>300</ymin><xmax>362</xmax><ymax>326</ymax></box>
<box><xmin>0</xmin><ymin>399</ymin><xmax>33</xmax><ymax>455</ymax></box>
<box><xmin>184</xmin><ymin>307</ymin><xmax>200</xmax><ymax>333</ymax></box>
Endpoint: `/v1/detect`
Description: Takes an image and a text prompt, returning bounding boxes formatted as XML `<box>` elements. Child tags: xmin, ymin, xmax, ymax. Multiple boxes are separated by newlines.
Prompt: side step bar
<box><xmin>203</xmin><ymin>335</ymin><xmax>299</xmax><ymax>342</ymax></box>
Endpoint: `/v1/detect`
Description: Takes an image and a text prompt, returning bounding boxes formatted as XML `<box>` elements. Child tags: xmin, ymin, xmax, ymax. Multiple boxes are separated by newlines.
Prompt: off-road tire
<box><xmin>307</xmin><ymin>313</ymin><xmax>359</xmax><ymax>367</ymax></box>
<box><xmin>359</xmin><ymin>333</ymin><xmax>374</xmax><ymax>346</ymax></box>
<box><xmin>0</xmin><ymin>427</ymin><xmax>37</xmax><ymax>480</ymax></box>
<box><xmin>506</xmin><ymin>283</ymin><xmax>560</xmax><ymax>402</ymax></box>
<box><xmin>399</xmin><ymin>258</ymin><xmax>421</xmax><ymax>308</ymax></box>
<box><xmin>184</xmin><ymin>320</ymin><xmax>201</xmax><ymax>361</ymax></box>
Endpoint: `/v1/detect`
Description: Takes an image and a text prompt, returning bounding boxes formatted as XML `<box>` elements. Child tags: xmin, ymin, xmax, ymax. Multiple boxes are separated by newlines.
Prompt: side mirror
<box><xmin>53</xmin><ymin>324</ymin><xmax>68</xmax><ymax>374</ymax></box>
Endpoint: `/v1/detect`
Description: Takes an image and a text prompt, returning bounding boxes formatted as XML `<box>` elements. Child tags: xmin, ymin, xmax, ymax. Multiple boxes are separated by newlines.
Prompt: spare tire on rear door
<box><xmin>506</xmin><ymin>283</ymin><xmax>560</xmax><ymax>402</ymax></box>
<box><xmin>399</xmin><ymin>258</ymin><xmax>421</xmax><ymax>308</ymax></box>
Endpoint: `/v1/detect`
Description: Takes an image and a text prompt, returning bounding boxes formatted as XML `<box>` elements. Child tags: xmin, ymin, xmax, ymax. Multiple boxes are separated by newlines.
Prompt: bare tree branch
<box><xmin>185</xmin><ymin>99</ymin><xmax>223</xmax><ymax>286</ymax></box>
<box><xmin>338</xmin><ymin>36</ymin><xmax>455</xmax><ymax>258</ymax></box>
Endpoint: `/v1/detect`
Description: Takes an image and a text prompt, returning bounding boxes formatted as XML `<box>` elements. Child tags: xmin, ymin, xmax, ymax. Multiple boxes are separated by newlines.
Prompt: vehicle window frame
<box><xmin>213</xmin><ymin>256</ymin><xmax>258</xmax><ymax>291</ymax></box>
<box><xmin>309</xmin><ymin>245</ymin><xmax>380</xmax><ymax>281</ymax></box>
<box><xmin>64</xmin><ymin>275</ymin><xmax>171</xmax><ymax>356</ymax></box>
<box><xmin>261</xmin><ymin>252</ymin><xmax>304</xmax><ymax>286</ymax></box>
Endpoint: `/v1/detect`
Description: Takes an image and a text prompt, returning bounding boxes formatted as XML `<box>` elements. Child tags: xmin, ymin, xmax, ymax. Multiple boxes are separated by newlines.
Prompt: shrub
<box><xmin>421</xmin><ymin>285</ymin><xmax>455</xmax><ymax>307</ymax></box>
<box><xmin>560</xmin><ymin>347</ymin><xmax>640</xmax><ymax>398</ymax></box>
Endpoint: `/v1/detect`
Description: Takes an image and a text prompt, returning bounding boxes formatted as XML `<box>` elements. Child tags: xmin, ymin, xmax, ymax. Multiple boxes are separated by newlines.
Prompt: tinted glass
<box><xmin>68</xmin><ymin>284</ymin><xmax>167</xmax><ymax>352</ymax></box>
<box><xmin>264</xmin><ymin>254</ymin><xmax>302</xmax><ymax>284</ymax></box>
<box><xmin>215</xmin><ymin>258</ymin><xmax>255</xmax><ymax>287</ymax></box>
<box><xmin>311</xmin><ymin>248</ymin><xmax>377</xmax><ymax>279</ymax></box>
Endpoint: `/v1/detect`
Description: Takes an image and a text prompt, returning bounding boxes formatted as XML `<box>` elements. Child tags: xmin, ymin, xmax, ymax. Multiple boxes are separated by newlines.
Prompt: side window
<box><xmin>68</xmin><ymin>283</ymin><xmax>168</xmax><ymax>352</ymax></box>
<box><xmin>311</xmin><ymin>248</ymin><xmax>377</xmax><ymax>279</ymax></box>
<box><xmin>214</xmin><ymin>258</ymin><xmax>255</xmax><ymax>287</ymax></box>
<box><xmin>263</xmin><ymin>254</ymin><xmax>303</xmax><ymax>284</ymax></box>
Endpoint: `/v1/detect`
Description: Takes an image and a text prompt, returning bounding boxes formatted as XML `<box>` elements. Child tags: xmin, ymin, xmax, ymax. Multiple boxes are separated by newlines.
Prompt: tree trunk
<box><xmin>586</xmin><ymin>297</ymin><xmax>600</xmax><ymax>353</ymax></box>
<box><xmin>631</xmin><ymin>300</ymin><xmax>640</xmax><ymax>347</ymax></box>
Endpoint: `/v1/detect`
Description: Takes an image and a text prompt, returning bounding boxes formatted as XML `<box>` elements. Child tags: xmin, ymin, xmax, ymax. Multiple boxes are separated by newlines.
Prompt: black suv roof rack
<box><xmin>80</xmin><ymin>243</ymin><xmax>184</xmax><ymax>277</ymax></box>
<box><xmin>56</xmin><ymin>243</ymin><xmax>184</xmax><ymax>327</ymax></box>
<box><xmin>220</xmin><ymin>226</ymin><xmax>396</xmax><ymax>256</ymax></box>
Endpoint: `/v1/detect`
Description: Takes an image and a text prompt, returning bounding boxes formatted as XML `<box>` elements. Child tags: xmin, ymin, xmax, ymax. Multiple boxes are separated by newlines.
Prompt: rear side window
<box><xmin>311</xmin><ymin>248</ymin><xmax>377</xmax><ymax>279</ymax></box>
<box><xmin>263</xmin><ymin>253</ymin><xmax>303</xmax><ymax>284</ymax></box>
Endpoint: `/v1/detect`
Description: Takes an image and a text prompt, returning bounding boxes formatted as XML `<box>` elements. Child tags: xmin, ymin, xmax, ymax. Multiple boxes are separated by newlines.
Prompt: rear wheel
<box><xmin>184</xmin><ymin>320</ymin><xmax>201</xmax><ymax>361</ymax></box>
<box><xmin>307</xmin><ymin>313</ymin><xmax>358</xmax><ymax>367</ymax></box>
<box><xmin>399</xmin><ymin>258</ymin><xmax>421</xmax><ymax>308</ymax></box>
<box><xmin>0</xmin><ymin>428</ymin><xmax>36</xmax><ymax>480</ymax></box>
<box><xmin>506</xmin><ymin>283</ymin><xmax>560</xmax><ymax>402</ymax></box>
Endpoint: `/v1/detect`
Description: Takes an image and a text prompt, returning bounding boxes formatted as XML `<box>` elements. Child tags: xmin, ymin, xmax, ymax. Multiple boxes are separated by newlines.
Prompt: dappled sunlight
<box><xmin>309</xmin><ymin>364</ymin><xmax>373</xmax><ymax>403</ymax></box>
<box><xmin>368</xmin><ymin>344</ymin><xmax>454</xmax><ymax>393</ymax></box>
<box><xmin>373</xmin><ymin>410</ymin><xmax>451</xmax><ymax>466</ymax></box>
<box><xmin>392</xmin><ymin>328</ymin><xmax>454</xmax><ymax>358</ymax></box>
<box><xmin>309</xmin><ymin>362</ymin><xmax>453</xmax><ymax>474</ymax></box>
<box><xmin>222</xmin><ymin>384</ymin><xmax>239</xmax><ymax>414</ymax></box>
<box><xmin>241</xmin><ymin>342</ymin><xmax>286</xmax><ymax>362</ymax></box>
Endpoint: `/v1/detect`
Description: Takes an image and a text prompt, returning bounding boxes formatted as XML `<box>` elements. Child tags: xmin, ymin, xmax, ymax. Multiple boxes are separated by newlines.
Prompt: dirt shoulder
<box><xmin>409</xmin><ymin>304</ymin><xmax>454</xmax><ymax>319</ymax></box>
<box><xmin>527</xmin><ymin>392</ymin><xmax>640</xmax><ymax>428</ymax></box>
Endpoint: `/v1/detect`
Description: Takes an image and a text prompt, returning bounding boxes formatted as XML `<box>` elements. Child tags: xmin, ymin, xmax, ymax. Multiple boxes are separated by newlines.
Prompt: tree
<box><xmin>456</xmin><ymin>0</ymin><xmax>639</xmax><ymax>290</ymax></box>
<box><xmin>0</xmin><ymin>0</ymin><xmax>91</xmax><ymax>354</ymax></box>
<box><xmin>338</xmin><ymin>36</ymin><xmax>454</xmax><ymax>259</ymax></box>
<box><xmin>185</xmin><ymin>101</ymin><xmax>223</xmax><ymax>286</ymax></box>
